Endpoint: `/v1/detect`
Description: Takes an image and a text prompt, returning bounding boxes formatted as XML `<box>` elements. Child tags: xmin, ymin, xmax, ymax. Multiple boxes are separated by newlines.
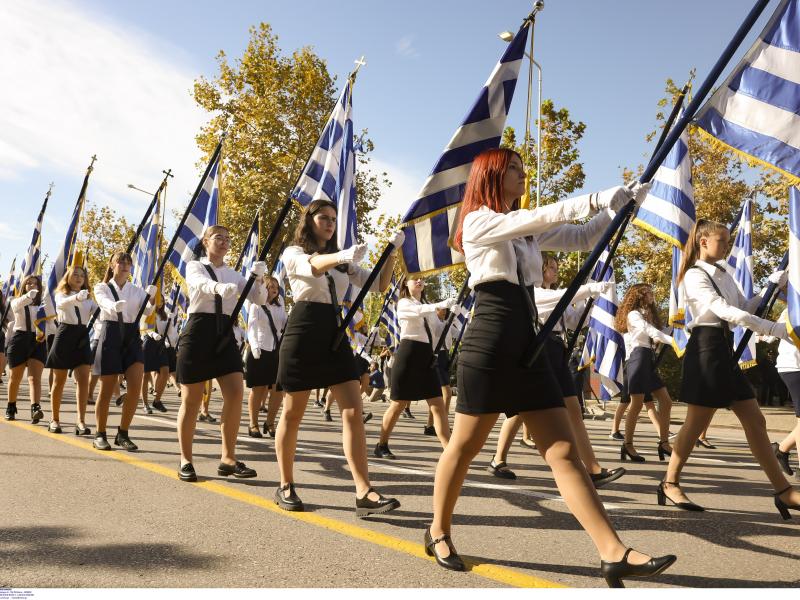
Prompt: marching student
<box><xmin>176</xmin><ymin>224</ymin><xmax>267</xmax><ymax>482</ymax></box>
<box><xmin>427</xmin><ymin>148</ymin><xmax>675</xmax><ymax>587</ymax></box>
<box><xmin>488</xmin><ymin>254</ymin><xmax>624</xmax><ymax>488</ymax></box>
<box><xmin>197</xmin><ymin>381</ymin><xmax>216</xmax><ymax>423</ymax></box>
<box><xmin>45</xmin><ymin>266</ymin><xmax>96</xmax><ymax>434</ymax></box>
<box><xmin>773</xmin><ymin>309</ymin><xmax>800</xmax><ymax>479</ymax></box>
<box><xmin>92</xmin><ymin>251</ymin><xmax>156</xmax><ymax>451</ymax></box>
<box><xmin>0</xmin><ymin>292</ymin><xmax>7</xmax><ymax>386</ymax></box>
<box><xmin>424</xmin><ymin>306</ymin><xmax>459</xmax><ymax>436</ymax></box>
<box><xmin>275</xmin><ymin>198</ymin><xmax>402</xmax><ymax>516</ymax></box>
<box><xmin>4</xmin><ymin>276</ymin><xmax>47</xmax><ymax>423</ymax></box>
<box><xmin>659</xmin><ymin>219</ymin><xmax>800</xmax><ymax>518</ymax></box>
<box><xmin>615</xmin><ymin>283</ymin><xmax>675</xmax><ymax>462</ymax></box>
<box><xmin>365</xmin><ymin>360</ymin><xmax>387</xmax><ymax>403</ymax></box>
<box><xmin>244</xmin><ymin>276</ymin><xmax>286</xmax><ymax>438</ymax></box>
<box><xmin>141</xmin><ymin>299</ymin><xmax>171</xmax><ymax>414</ymax></box>
<box><xmin>374</xmin><ymin>277</ymin><xmax>455</xmax><ymax>459</ymax></box>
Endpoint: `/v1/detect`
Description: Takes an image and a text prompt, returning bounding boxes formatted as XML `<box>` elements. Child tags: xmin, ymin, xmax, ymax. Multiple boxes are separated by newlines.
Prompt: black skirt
<box><xmin>0</xmin><ymin>329</ymin><xmax>5</xmax><ymax>353</ymax></box>
<box><xmin>680</xmin><ymin>326</ymin><xmax>754</xmax><ymax>408</ymax></box>
<box><xmin>143</xmin><ymin>336</ymin><xmax>169</xmax><ymax>372</ymax></box>
<box><xmin>92</xmin><ymin>321</ymin><xmax>144</xmax><ymax>376</ymax></box>
<box><xmin>46</xmin><ymin>323</ymin><xmax>92</xmax><ymax>370</ymax></box>
<box><xmin>355</xmin><ymin>355</ymin><xmax>370</xmax><ymax>377</ymax></box>
<box><xmin>435</xmin><ymin>349</ymin><xmax>450</xmax><ymax>387</ymax></box>
<box><xmin>6</xmin><ymin>330</ymin><xmax>47</xmax><ymax>368</ymax></box>
<box><xmin>245</xmin><ymin>348</ymin><xmax>280</xmax><ymax>388</ymax></box>
<box><xmin>545</xmin><ymin>334</ymin><xmax>577</xmax><ymax>398</ymax></box>
<box><xmin>391</xmin><ymin>339</ymin><xmax>442</xmax><ymax>401</ymax></box>
<box><xmin>277</xmin><ymin>301</ymin><xmax>358</xmax><ymax>392</ymax></box>
<box><xmin>177</xmin><ymin>313</ymin><xmax>243</xmax><ymax>385</ymax></box>
<box><xmin>456</xmin><ymin>281</ymin><xmax>564</xmax><ymax>416</ymax></box>
<box><xmin>778</xmin><ymin>371</ymin><xmax>800</xmax><ymax>417</ymax></box>
<box><xmin>625</xmin><ymin>347</ymin><xmax>664</xmax><ymax>395</ymax></box>
<box><xmin>167</xmin><ymin>346</ymin><xmax>177</xmax><ymax>373</ymax></box>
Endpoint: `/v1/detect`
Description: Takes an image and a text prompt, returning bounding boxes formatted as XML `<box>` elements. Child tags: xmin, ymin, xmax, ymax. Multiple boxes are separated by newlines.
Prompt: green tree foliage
<box><xmin>76</xmin><ymin>203</ymin><xmax>135</xmax><ymax>287</ymax></box>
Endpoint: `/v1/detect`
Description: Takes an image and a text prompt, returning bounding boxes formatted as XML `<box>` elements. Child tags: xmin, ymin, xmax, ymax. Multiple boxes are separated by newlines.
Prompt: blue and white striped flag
<box><xmin>668</xmin><ymin>246</ymin><xmax>691</xmax><ymax>357</ymax></box>
<box><xmin>292</xmin><ymin>78</ymin><xmax>357</xmax><ymax>249</ymax></box>
<box><xmin>2</xmin><ymin>257</ymin><xmax>17</xmax><ymax>299</ymax></box>
<box><xmin>167</xmin><ymin>152</ymin><xmax>220</xmax><ymax>279</ymax></box>
<box><xmin>579</xmin><ymin>248</ymin><xmax>624</xmax><ymax>400</ymax></box>
<box><xmin>633</xmin><ymin>110</ymin><xmax>695</xmax><ymax>248</ymax></box>
<box><xmin>272</xmin><ymin>256</ymin><xmax>288</xmax><ymax>301</ymax></box>
<box><xmin>133</xmin><ymin>193</ymin><xmax>161</xmax><ymax>289</ymax></box>
<box><xmin>454</xmin><ymin>289</ymin><xmax>475</xmax><ymax>337</ymax></box>
<box><xmin>695</xmin><ymin>0</ymin><xmax>800</xmax><ymax>183</ymax></box>
<box><xmin>19</xmin><ymin>190</ymin><xmax>50</xmax><ymax>283</ymax></box>
<box><xmin>379</xmin><ymin>284</ymin><xmax>401</xmax><ymax>352</ymax></box>
<box><xmin>725</xmin><ymin>197</ymin><xmax>757</xmax><ymax>368</ymax></box>
<box><xmin>399</xmin><ymin>23</ymin><xmax>529</xmax><ymax>277</ymax></box>
<box><xmin>788</xmin><ymin>187</ymin><xmax>800</xmax><ymax>348</ymax></box>
<box><xmin>238</xmin><ymin>218</ymin><xmax>259</xmax><ymax>325</ymax></box>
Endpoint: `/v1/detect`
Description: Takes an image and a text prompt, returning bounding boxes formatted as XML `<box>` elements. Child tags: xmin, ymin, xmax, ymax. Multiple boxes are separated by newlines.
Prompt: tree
<box><xmin>76</xmin><ymin>203</ymin><xmax>135</xmax><ymax>287</ymax></box>
<box><xmin>192</xmin><ymin>23</ymin><xmax>389</xmax><ymax>269</ymax></box>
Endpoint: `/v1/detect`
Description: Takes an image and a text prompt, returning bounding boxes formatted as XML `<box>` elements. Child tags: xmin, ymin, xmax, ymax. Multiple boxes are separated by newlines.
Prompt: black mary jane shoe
<box><xmin>657</xmin><ymin>441</ymin><xmax>672</xmax><ymax>461</ymax></box>
<box><xmin>178</xmin><ymin>463</ymin><xmax>198</xmax><ymax>482</ymax></box>
<box><xmin>248</xmin><ymin>427</ymin><xmax>263</xmax><ymax>439</ymax></box>
<box><xmin>695</xmin><ymin>438</ymin><xmax>716</xmax><ymax>449</ymax></box>
<box><xmin>30</xmin><ymin>403</ymin><xmax>44</xmax><ymax>424</ymax></box>
<box><xmin>4</xmin><ymin>403</ymin><xmax>17</xmax><ymax>421</ymax></box>
<box><xmin>152</xmin><ymin>399</ymin><xmax>168</xmax><ymax>413</ymax></box>
<box><xmin>774</xmin><ymin>485</ymin><xmax>800</xmax><ymax>520</ymax></box>
<box><xmin>657</xmin><ymin>481</ymin><xmax>704</xmax><ymax>512</ymax></box>
<box><xmin>424</xmin><ymin>528</ymin><xmax>466</xmax><ymax>571</ymax></box>
<box><xmin>590</xmin><ymin>467</ymin><xmax>626</xmax><ymax>489</ymax></box>
<box><xmin>423</xmin><ymin>425</ymin><xmax>436</xmax><ymax>436</ymax></box>
<box><xmin>772</xmin><ymin>442</ymin><xmax>794</xmax><ymax>477</ymax></box>
<box><xmin>600</xmin><ymin>548</ymin><xmax>677</xmax><ymax>588</ymax></box>
<box><xmin>274</xmin><ymin>483</ymin><xmax>304</xmax><ymax>511</ymax></box>
<box><xmin>75</xmin><ymin>424</ymin><xmax>91</xmax><ymax>436</ymax></box>
<box><xmin>355</xmin><ymin>487</ymin><xmax>400</xmax><ymax>518</ymax></box>
<box><xmin>114</xmin><ymin>431</ymin><xmax>139</xmax><ymax>452</ymax></box>
<box><xmin>217</xmin><ymin>461</ymin><xmax>256</xmax><ymax>478</ymax></box>
<box><xmin>374</xmin><ymin>442</ymin><xmax>396</xmax><ymax>459</ymax></box>
<box><xmin>620</xmin><ymin>442</ymin><xmax>645</xmax><ymax>463</ymax></box>
<box><xmin>487</xmin><ymin>459</ymin><xmax>516</xmax><ymax>480</ymax></box>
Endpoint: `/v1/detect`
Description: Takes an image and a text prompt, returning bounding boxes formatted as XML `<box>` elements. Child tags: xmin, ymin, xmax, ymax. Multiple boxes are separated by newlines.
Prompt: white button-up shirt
<box><xmin>624</xmin><ymin>309</ymin><xmax>672</xmax><ymax>359</ymax></box>
<box><xmin>535</xmin><ymin>285</ymin><xmax>598</xmax><ymax>333</ymax></box>
<box><xmin>185</xmin><ymin>258</ymin><xmax>267</xmax><ymax>315</ymax></box>
<box><xmin>462</xmin><ymin>195</ymin><xmax>612</xmax><ymax>289</ymax></box>
<box><xmin>10</xmin><ymin>294</ymin><xmax>39</xmax><ymax>333</ymax></box>
<box><xmin>94</xmin><ymin>280</ymin><xmax>154</xmax><ymax>323</ymax></box>
<box><xmin>246</xmin><ymin>301</ymin><xmax>287</xmax><ymax>352</ymax></box>
<box><xmin>429</xmin><ymin>314</ymin><xmax>458</xmax><ymax>351</ymax></box>
<box><xmin>55</xmin><ymin>292</ymin><xmax>97</xmax><ymax>325</ymax></box>
<box><xmin>281</xmin><ymin>245</ymin><xmax>379</xmax><ymax>304</ymax></box>
<box><xmin>397</xmin><ymin>297</ymin><xmax>441</xmax><ymax>344</ymax></box>
<box><xmin>682</xmin><ymin>260</ymin><xmax>771</xmax><ymax>334</ymax></box>
<box><xmin>776</xmin><ymin>309</ymin><xmax>800</xmax><ymax>372</ymax></box>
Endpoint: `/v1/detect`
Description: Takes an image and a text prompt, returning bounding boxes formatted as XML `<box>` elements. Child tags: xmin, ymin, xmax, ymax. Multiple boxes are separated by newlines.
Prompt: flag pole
<box><xmin>525</xmin><ymin>0</ymin><xmax>770</xmax><ymax>367</ymax></box>
<box><xmin>428</xmin><ymin>279</ymin><xmax>472</xmax><ymax>367</ymax></box>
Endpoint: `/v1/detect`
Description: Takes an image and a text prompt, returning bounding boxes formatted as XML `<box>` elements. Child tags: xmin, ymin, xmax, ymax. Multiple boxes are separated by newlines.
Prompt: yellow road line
<box><xmin>4</xmin><ymin>419</ymin><xmax>565</xmax><ymax>588</ymax></box>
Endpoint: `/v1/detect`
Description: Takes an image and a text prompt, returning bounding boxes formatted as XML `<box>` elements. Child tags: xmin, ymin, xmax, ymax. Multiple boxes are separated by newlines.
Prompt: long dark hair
<box><xmin>266</xmin><ymin>276</ymin><xmax>282</xmax><ymax>306</ymax></box>
<box><xmin>103</xmin><ymin>251</ymin><xmax>133</xmax><ymax>283</ymax></box>
<box><xmin>676</xmin><ymin>219</ymin><xmax>728</xmax><ymax>286</ymax></box>
<box><xmin>20</xmin><ymin>275</ymin><xmax>43</xmax><ymax>305</ymax></box>
<box><xmin>615</xmin><ymin>283</ymin><xmax>661</xmax><ymax>333</ymax></box>
<box><xmin>292</xmin><ymin>199</ymin><xmax>339</xmax><ymax>255</ymax></box>
<box><xmin>399</xmin><ymin>278</ymin><xmax>428</xmax><ymax>303</ymax></box>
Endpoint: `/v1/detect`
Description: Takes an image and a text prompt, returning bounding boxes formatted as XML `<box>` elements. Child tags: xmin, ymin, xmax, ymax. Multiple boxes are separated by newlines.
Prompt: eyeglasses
<box><xmin>211</xmin><ymin>235</ymin><xmax>231</xmax><ymax>243</ymax></box>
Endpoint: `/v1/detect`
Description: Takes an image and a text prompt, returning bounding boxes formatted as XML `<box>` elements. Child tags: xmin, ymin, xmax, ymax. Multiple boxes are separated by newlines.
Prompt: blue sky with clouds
<box><xmin>0</xmin><ymin>0</ymin><xmax>773</xmax><ymax>278</ymax></box>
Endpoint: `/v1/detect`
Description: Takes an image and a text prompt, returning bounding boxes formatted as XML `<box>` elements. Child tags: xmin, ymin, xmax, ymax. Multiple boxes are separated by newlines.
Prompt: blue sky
<box><xmin>0</xmin><ymin>0</ymin><xmax>774</xmax><ymax>279</ymax></box>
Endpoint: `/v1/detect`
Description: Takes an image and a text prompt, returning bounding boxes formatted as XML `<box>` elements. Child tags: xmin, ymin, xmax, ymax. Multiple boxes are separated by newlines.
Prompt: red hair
<box><xmin>453</xmin><ymin>148</ymin><xmax>521</xmax><ymax>252</ymax></box>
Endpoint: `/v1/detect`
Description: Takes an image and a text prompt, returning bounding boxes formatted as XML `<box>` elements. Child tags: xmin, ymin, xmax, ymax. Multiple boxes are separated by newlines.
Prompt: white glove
<box><xmin>113</xmin><ymin>300</ymin><xmax>127</xmax><ymax>312</ymax></box>
<box><xmin>165</xmin><ymin>310</ymin><xmax>175</xmax><ymax>319</ymax></box>
<box><xmin>436</xmin><ymin>297</ymin><xmax>458</xmax><ymax>311</ymax></box>
<box><xmin>627</xmin><ymin>180</ymin><xmax>653</xmax><ymax>206</ymax></box>
<box><xmin>595</xmin><ymin>186</ymin><xmax>634</xmax><ymax>212</ymax></box>
<box><xmin>145</xmin><ymin>285</ymin><xmax>157</xmax><ymax>297</ymax></box>
<box><xmin>251</xmin><ymin>346</ymin><xmax>262</xmax><ymax>360</ymax></box>
<box><xmin>76</xmin><ymin>289</ymin><xmax>89</xmax><ymax>302</ymax></box>
<box><xmin>759</xmin><ymin>335</ymin><xmax>777</xmax><ymax>344</ymax></box>
<box><xmin>250</xmin><ymin>261</ymin><xmax>267</xmax><ymax>277</ymax></box>
<box><xmin>389</xmin><ymin>230</ymin><xmax>406</xmax><ymax>249</ymax></box>
<box><xmin>150</xmin><ymin>332</ymin><xmax>162</xmax><ymax>341</ymax></box>
<box><xmin>336</xmin><ymin>244</ymin><xmax>368</xmax><ymax>265</ymax></box>
<box><xmin>767</xmin><ymin>269</ymin><xmax>788</xmax><ymax>288</ymax></box>
<box><xmin>216</xmin><ymin>282</ymin><xmax>239</xmax><ymax>300</ymax></box>
<box><xmin>769</xmin><ymin>321</ymin><xmax>792</xmax><ymax>342</ymax></box>
<box><xmin>587</xmin><ymin>281</ymin><xmax>613</xmax><ymax>297</ymax></box>
<box><xmin>26</xmin><ymin>289</ymin><xmax>38</xmax><ymax>300</ymax></box>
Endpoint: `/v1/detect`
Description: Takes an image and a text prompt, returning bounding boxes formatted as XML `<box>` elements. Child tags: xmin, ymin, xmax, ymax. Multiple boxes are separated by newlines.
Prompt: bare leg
<box><xmin>623</xmin><ymin>394</ymin><xmax>646</xmax><ymax>458</ymax></box>
<box><xmin>427</xmin><ymin>396</ymin><xmax>451</xmax><ymax>448</ymax></box>
<box><xmin>332</xmin><ymin>380</ymin><xmax>380</xmax><ymax>497</ymax></box>
<box><xmin>663</xmin><ymin>404</ymin><xmax>716</xmax><ymax>503</ymax></box>
<box><xmin>73</xmin><ymin>365</ymin><xmax>90</xmax><ymax>425</ymax></box>
<box><xmin>119</xmin><ymin>362</ymin><xmax>144</xmax><ymax>431</ymax></box>
<box><xmin>492</xmin><ymin>415</ymin><xmax>522</xmax><ymax>464</ymax></box>
<box><xmin>378</xmin><ymin>400</ymin><xmax>408</xmax><ymax>445</ymax></box>
<box><xmin>564</xmin><ymin>396</ymin><xmax>602</xmax><ymax>474</ymax></box>
<box><xmin>27</xmin><ymin>359</ymin><xmax>44</xmax><ymax>406</ymax></box>
<box><xmin>778</xmin><ymin>418</ymin><xmax>800</xmax><ymax>453</ymax></box>
<box><xmin>266</xmin><ymin>388</ymin><xmax>283</xmax><ymax>430</ymax></box>
<box><xmin>276</xmin><ymin>390</ymin><xmax>311</xmax><ymax>487</ymax></box>
<box><xmin>177</xmin><ymin>382</ymin><xmax>205</xmax><ymax>464</ymax></box>
<box><xmin>652</xmin><ymin>387</ymin><xmax>673</xmax><ymax>447</ymax></box>
<box><xmin>217</xmin><ymin>372</ymin><xmax>244</xmax><ymax>464</ymax></box>
<box><xmin>7</xmin><ymin>364</ymin><xmax>26</xmax><ymax>405</ymax></box>
<box><xmin>612</xmin><ymin>401</ymin><xmax>627</xmax><ymax>434</ymax></box>
<box><xmin>50</xmin><ymin>370</ymin><xmax>68</xmax><ymax>423</ymax></box>
<box><xmin>96</xmin><ymin>374</ymin><xmax>118</xmax><ymax>433</ymax></box>
<box><xmin>248</xmin><ymin>386</ymin><xmax>267</xmax><ymax>429</ymax></box>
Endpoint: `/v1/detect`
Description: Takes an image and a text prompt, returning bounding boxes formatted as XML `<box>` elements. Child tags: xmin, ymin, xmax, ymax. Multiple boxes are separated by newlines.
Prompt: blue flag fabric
<box><xmin>668</xmin><ymin>246</ymin><xmax>691</xmax><ymax>357</ymax></box>
<box><xmin>2</xmin><ymin>257</ymin><xmax>17</xmax><ymax>299</ymax></box>
<box><xmin>725</xmin><ymin>197</ymin><xmax>757</xmax><ymax>368</ymax></box>
<box><xmin>20</xmin><ymin>192</ymin><xmax>49</xmax><ymax>282</ymax></box>
<box><xmin>788</xmin><ymin>187</ymin><xmax>800</xmax><ymax>348</ymax></box>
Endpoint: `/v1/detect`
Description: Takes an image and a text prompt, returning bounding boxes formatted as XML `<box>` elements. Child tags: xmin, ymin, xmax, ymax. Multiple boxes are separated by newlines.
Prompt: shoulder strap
<box><xmin>106</xmin><ymin>283</ymin><xmax>124</xmax><ymax>332</ymax></box>
<box><xmin>689</xmin><ymin>265</ymin><xmax>725</xmax><ymax>298</ymax></box>
<box><xmin>324</xmin><ymin>271</ymin><xmax>343</xmax><ymax>329</ymax></box>
<box><xmin>261</xmin><ymin>304</ymin><xmax>280</xmax><ymax>348</ymax></box>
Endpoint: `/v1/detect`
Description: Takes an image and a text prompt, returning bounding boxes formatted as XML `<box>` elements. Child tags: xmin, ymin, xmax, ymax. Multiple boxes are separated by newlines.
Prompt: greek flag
<box><xmin>454</xmin><ymin>290</ymin><xmax>475</xmax><ymax>337</ymax></box>
<box><xmin>725</xmin><ymin>197</ymin><xmax>757</xmax><ymax>368</ymax></box>
<box><xmin>668</xmin><ymin>246</ymin><xmax>691</xmax><ymax>357</ymax></box>
<box><xmin>133</xmin><ymin>193</ymin><xmax>161</xmax><ymax>289</ymax></box>
<box><xmin>399</xmin><ymin>23</ymin><xmax>529</xmax><ymax>277</ymax></box>
<box><xmin>788</xmin><ymin>187</ymin><xmax>800</xmax><ymax>348</ymax></box>
<box><xmin>2</xmin><ymin>257</ymin><xmax>16</xmax><ymax>299</ymax></box>
<box><xmin>379</xmin><ymin>285</ymin><xmax>401</xmax><ymax>352</ymax></box>
<box><xmin>292</xmin><ymin>78</ymin><xmax>357</xmax><ymax>249</ymax></box>
<box><xmin>578</xmin><ymin>248</ymin><xmax>624</xmax><ymax>400</ymax></box>
<box><xmin>695</xmin><ymin>0</ymin><xmax>800</xmax><ymax>184</ymax></box>
<box><xmin>237</xmin><ymin>218</ymin><xmax>259</xmax><ymax>325</ymax></box>
<box><xmin>633</xmin><ymin>111</ymin><xmax>695</xmax><ymax>247</ymax></box>
<box><xmin>19</xmin><ymin>190</ymin><xmax>50</xmax><ymax>282</ymax></box>
<box><xmin>272</xmin><ymin>256</ymin><xmax>288</xmax><ymax>301</ymax></box>
<box><xmin>167</xmin><ymin>152</ymin><xmax>220</xmax><ymax>279</ymax></box>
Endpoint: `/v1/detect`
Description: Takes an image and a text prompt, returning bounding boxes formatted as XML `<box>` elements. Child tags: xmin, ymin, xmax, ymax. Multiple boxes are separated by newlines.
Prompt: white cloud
<box><xmin>0</xmin><ymin>0</ymin><xmax>208</xmax><ymax>230</ymax></box>
<box><xmin>395</xmin><ymin>35</ymin><xmax>420</xmax><ymax>59</ymax></box>
<box><xmin>0</xmin><ymin>223</ymin><xmax>26</xmax><ymax>242</ymax></box>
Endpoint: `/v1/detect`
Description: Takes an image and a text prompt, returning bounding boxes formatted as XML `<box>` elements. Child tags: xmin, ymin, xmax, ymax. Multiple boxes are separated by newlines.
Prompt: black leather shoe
<box><xmin>374</xmin><ymin>442</ymin><xmax>395</xmax><ymax>459</ymax></box>
<box><xmin>424</xmin><ymin>528</ymin><xmax>465</xmax><ymax>571</ymax></box>
<box><xmin>657</xmin><ymin>481</ymin><xmax>704</xmax><ymax>511</ymax></box>
<box><xmin>774</xmin><ymin>485</ymin><xmax>800</xmax><ymax>520</ymax></box>
<box><xmin>695</xmin><ymin>438</ymin><xmax>716</xmax><ymax>449</ymax></box>
<box><xmin>609</xmin><ymin>430</ymin><xmax>624</xmax><ymax>441</ymax></box>
<box><xmin>362</xmin><ymin>412</ymin><xmax>373</xmax><ymax>424</ymax></box>
<box><xmin>143</xmin><ymin>404</ymin><xmax>153</xmax><ymax>415</ymax></box>
<box><xmin>4</xmin><ymin>403</ymin><xmax>17</xmax><ymax>421</ymax></box>
<box><xmin>152</xmin><ymin>399</ymin><xmax>168</xmax><ymax>413</ymax></box>
<box><xmin>772</xmin><ymin>442</ymin><xmax>794</xmax><ymax>476</ymax></box>
<box><xmin>48</xmin><ymin>421</ymin><xmax>62</xmax><ymax>434</ymax></box>
<box><xmin>355</xmin><ymin>487</ymin><xmax>400</xmax><ymax>517</ymax></box>
<box><xmin>198</xmin><ymin>413</ymin><xmax>208</xmax><ymax>422</ymax></box>
<box><xmin>657</xmin><ymin>441</ymin><xmax>672</xmax><ymax>461</ymax></box>
<box><xmin>248</xmin><ymin>427</ymin><xmax>263</xmax><ymax>439</ymax></box>
<box><xmin>114</xmin><ymin>393</ymin><xmax>126</xmax><ymax>407</ymax></box>
<box><xmin>178</xmin><ymin>463</ymin><xmax>198</xmax><ymax>482</ymax></box>
<box><xmin>401</xmin><ymin>407</ymin><xmax>415</xmax><ymax>419</ymax></box>
<box><xmin>265</xmin><ymin>423</ymin><xmax>276</xmax><ymax>438</ymax></box>
<box><xmin>620</xmin><ymin>443</ymin><xmax>645</xmax><ymax>462</ymax></box>
<box><xmin>93</xmin><ymin>433</ymin><xmax>111</xmax><ymax>451</ymax></box>
<box><xmin>114</xmin><ymin>431</ymin><xmax>139</xmax><ymax>452</ymax></box>
<box><xmin>591</xmin><ymin>467</ymin><xmax>626</xmax><ymax>489</ymax></box>
<box><xmin>75</xmin><ymin>424</ymin><xmax>91</xmax><ymax>436</ymax></box>
<box><xmin>600</xmin><ymin>548</ymin><xmax>676</xmax><ymax>588</ymax></box>
<box><xmin>274</xmin><ymin>483</ymin><xmax>304</xmax><ymax>511</ymax></box>
<box><xmin>423</xmin><ymin>425</ymin><xmax>436</xmax><ymax>436</ymax></box>
<box><xmin>323</xmin><ymin>409</ymin><xmax>332</xmax><ymax>422</ymax></box>
<box><xmin>30</xmin><ymin>403</ymin><xmax>44</xmax><ymax>424</ymax></box>
<box><xmin>217</xmin><ymin>461</ymin><xmax>256</xmax><ymax>478</ymax></box>
<box><xmin>488</xmin><ymin>459</ymin><xmax>516</xmax><ymax>480</ymax></box>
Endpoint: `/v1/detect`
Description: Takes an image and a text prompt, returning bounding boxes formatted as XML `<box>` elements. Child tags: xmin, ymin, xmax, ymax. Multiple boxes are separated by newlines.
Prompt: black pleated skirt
<box><xmin>46</xmin><ymin>323</ymin><xmax>92</xmax><ymax>370</ymax></box>
<box><xmin>625</xmin><ymin>346</ymin><xmax>664</xmax><ymax>395</ymax></box>
<box><xmin>391</xmin><ymin>339</ymin><xmax>442</xmax><ymax>401</ymax></box>
<box><xmin>6</xmin><ymin>330</ymin><xmax>47</xmax><ymax>368</ymax></box>
<box><xmin>176</xmin><ymin>313</ymin><xmax>243</xmax><ymax>385</ymax></box>
<box><xmin>277</xmin><ymin>301</ymin><xmax>358</xmax><ymax>392</ymax></box>
<box><xmin>435</xmin><ymin>349</ymin><xmax>450</xmax><ymax>386</ymax></box>
<box><xmin>680</xmin><ymin>326</ymin><xmax>754</xmax><ymax>408</ymax></box>
<box><xmin>143</xmin><ymin>336</ymin><xmax>169</xmax><ymax>372</ymax></box>
<box><xmin>545</xmin><ymin>334</ymin><xmax>577</xmax><ymax>398</ymax></box>
<box><xmin>456</xmin><ymin>281</ymin><xmax>564</xmax><ymax>416</ymax></box>
<box><xmin>92</xmin><ymin>321</ymin><xmax>144</xmax><ymax>376</ymax></box>
<box><xmin>245</xmin><ymin>348</ymin><xmax>280</xmax><ymax>388</ymax></box>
